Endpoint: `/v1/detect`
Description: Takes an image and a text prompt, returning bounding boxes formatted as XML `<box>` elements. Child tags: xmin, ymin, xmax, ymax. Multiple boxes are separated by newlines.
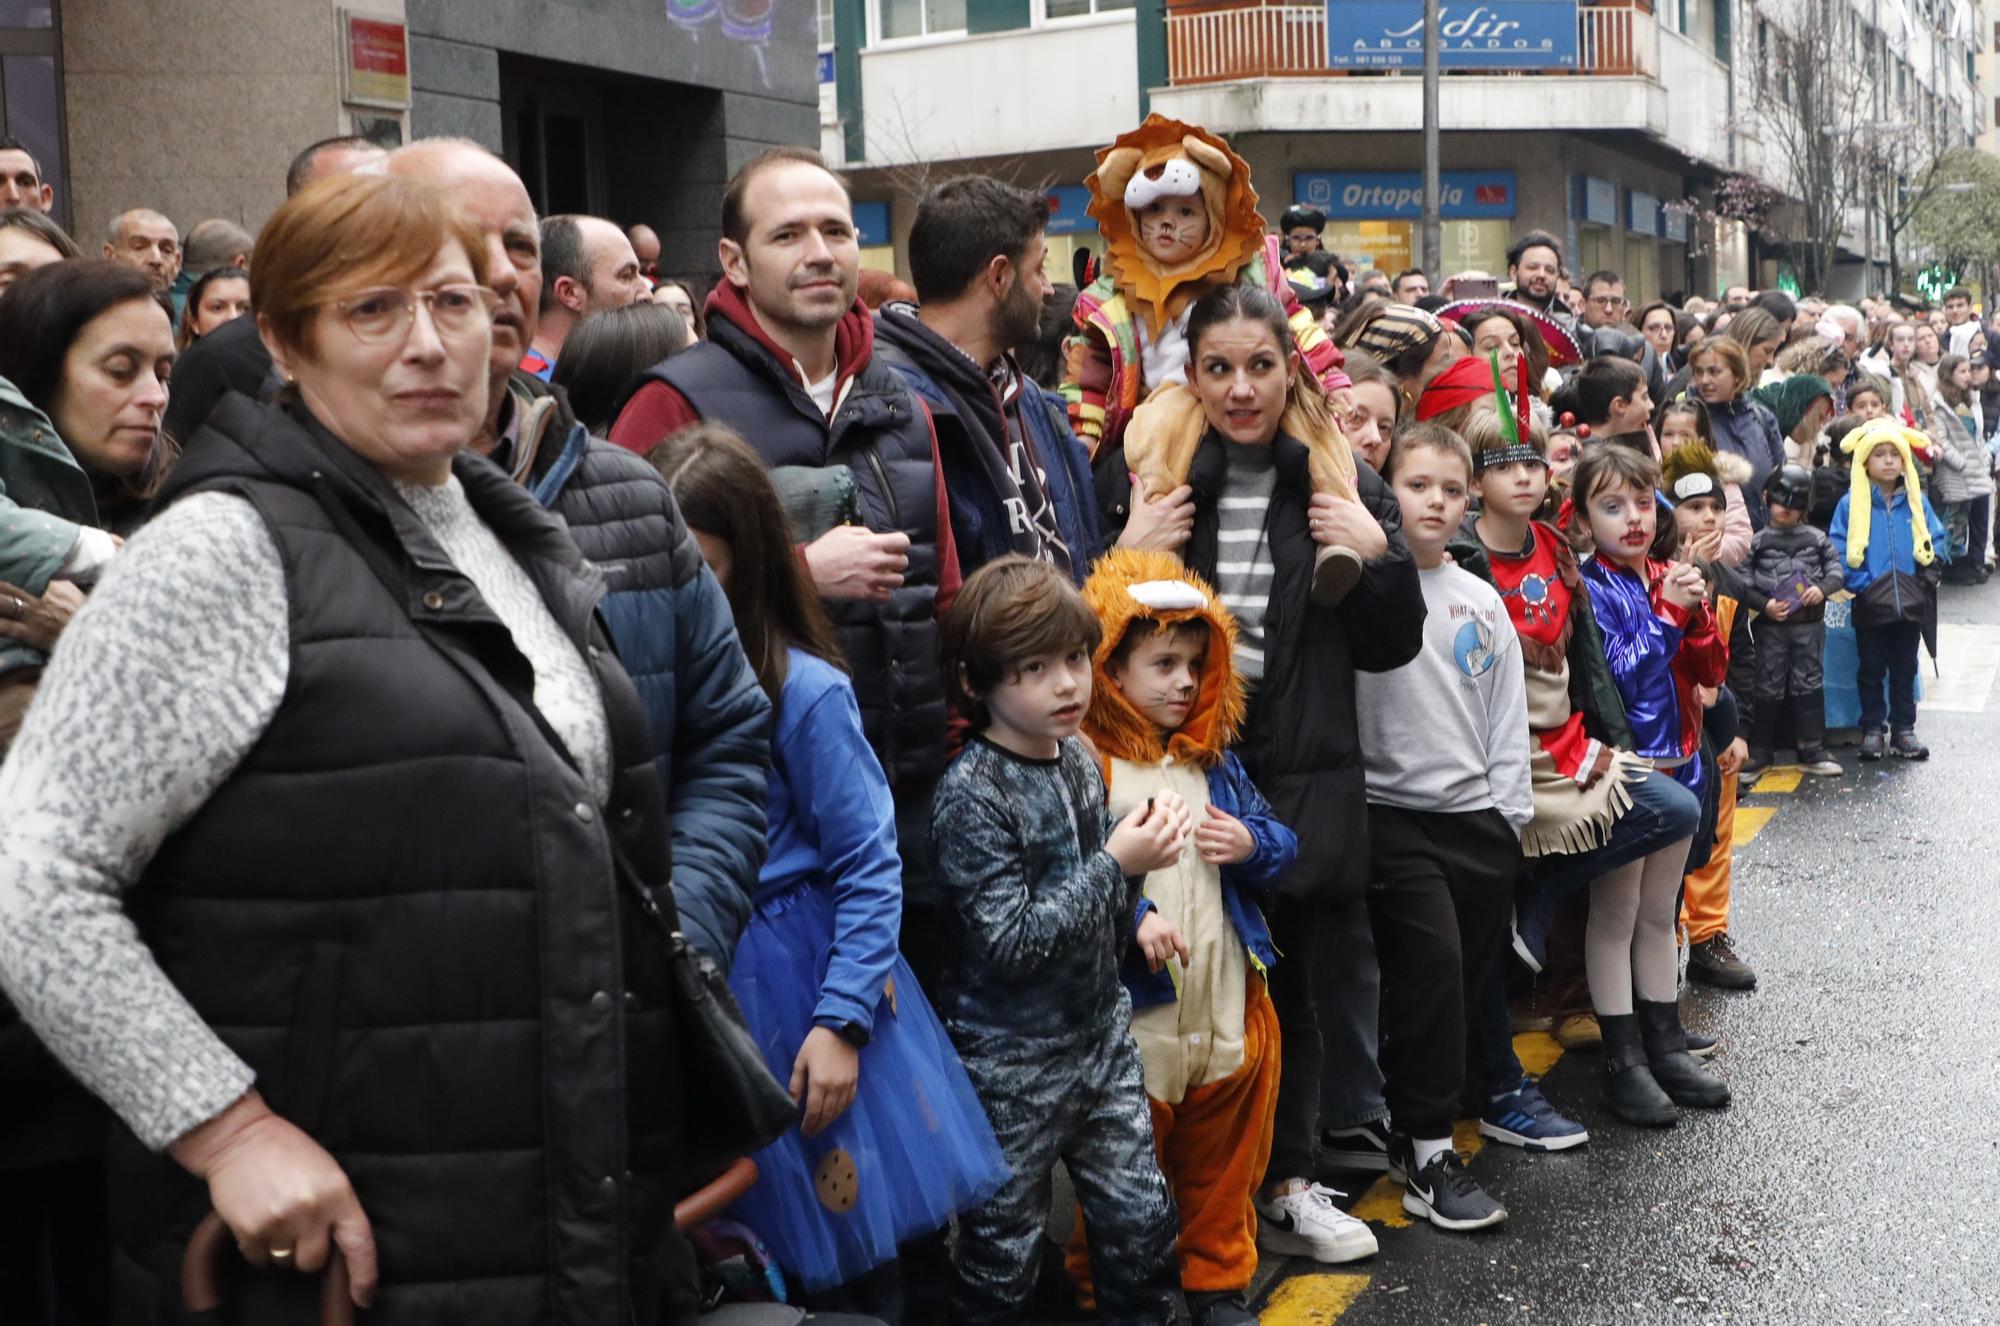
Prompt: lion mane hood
<box><xmin>1084</xmin><ymin>114</ymin><xmax>1267</xmax><ymax>338</ymax></box>
<box><xmin>1081</xmin><ymin>548</ymin><xmax>1245</xmax><ymax>770</ymax></box>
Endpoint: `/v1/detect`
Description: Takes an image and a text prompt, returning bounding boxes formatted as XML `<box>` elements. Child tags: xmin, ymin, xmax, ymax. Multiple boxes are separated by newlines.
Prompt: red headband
<box><xmin>1414</xmin><ymin>352</ymin><xmax>1531</xmax><ymax>428</ymax></box>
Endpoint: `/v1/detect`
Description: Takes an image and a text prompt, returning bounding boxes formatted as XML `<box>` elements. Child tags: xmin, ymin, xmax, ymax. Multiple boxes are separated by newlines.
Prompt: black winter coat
<box><xmin>1743</xmin><ymin>523</ymin><xmax>1846</xmax><ymax>624</ymax></box>
<box><xmin>1708</xmin><ymin>395</ymin><xmax>1788</xmax><ymax>528</ymax></box>
<box><xmin>1098</xmin><ymin>427</ymin><xmax>1425</xmax><ymax>902</ymax></box>
<box><xmin>111</xmin><ymin>397</ymin><xmax>682</xmax><ymax>1326</ymax></box>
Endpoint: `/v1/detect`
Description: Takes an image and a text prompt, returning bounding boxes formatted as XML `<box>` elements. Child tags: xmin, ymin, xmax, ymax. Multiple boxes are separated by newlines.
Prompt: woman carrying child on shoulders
<box><xmin>1098</xmin><ymin>280</ymin><xmax>1425</xmax><ymax>1266</ymax></box>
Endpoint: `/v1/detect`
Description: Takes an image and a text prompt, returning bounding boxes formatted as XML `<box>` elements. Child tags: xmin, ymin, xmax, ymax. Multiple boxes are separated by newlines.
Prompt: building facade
<box><xmin>821</xmin><ymin>0</ymin><xmax>1983</xmax><ymax>299</ymax></box>
<box><xmin>12</xmin><ymin>0</ymin><xmax>816</xmax><ymax>279</ymax></box>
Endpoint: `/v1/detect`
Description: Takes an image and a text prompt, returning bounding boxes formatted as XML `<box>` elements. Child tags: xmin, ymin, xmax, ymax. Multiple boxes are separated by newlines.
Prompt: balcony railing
<box><xmin>1164</xmin><ymin>3</ymin><xmax>1658</xmax><ymax>85</ymax></box>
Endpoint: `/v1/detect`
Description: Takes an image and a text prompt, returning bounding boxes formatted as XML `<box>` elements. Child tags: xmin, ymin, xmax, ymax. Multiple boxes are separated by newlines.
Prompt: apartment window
<box><xmin>876</xmin><ymin>0</ymin><xmax>966</xmax><ymax>39</ymax></box>
<box><xmin>1043</xmin><ymin>0</ymin><xmax>1135</xmax><ymax>19</ymax></box>
<box><xmin>819</xmin><ymin>0</ymin><xmax>835</xmax><ymax>46</ymax></box>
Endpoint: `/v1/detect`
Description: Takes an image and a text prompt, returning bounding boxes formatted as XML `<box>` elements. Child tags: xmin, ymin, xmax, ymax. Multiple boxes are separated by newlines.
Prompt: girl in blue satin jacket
<box><xmin>655</xmin><ymin>424</ymin><xmax>1007</xmax><ymax>1301</ymax></box>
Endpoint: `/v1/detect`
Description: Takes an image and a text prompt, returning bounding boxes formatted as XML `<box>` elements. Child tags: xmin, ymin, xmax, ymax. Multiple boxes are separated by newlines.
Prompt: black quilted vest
<box><xmin>640</xmin><ymin>316</ymin><xmax>946</xmax><ymax>796</ymax></box>
<box><xmin>107</xmin><ymin>396</ymin><xmax>681</xmax><ymax>1326</ymax></box>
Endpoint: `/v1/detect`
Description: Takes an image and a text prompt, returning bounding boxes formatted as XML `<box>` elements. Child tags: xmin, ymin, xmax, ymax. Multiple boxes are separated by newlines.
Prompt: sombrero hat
<box><xmin>1433</xmin><ymin>298</ymin><xmax>1582</xmax><ymax>369</ymax></box>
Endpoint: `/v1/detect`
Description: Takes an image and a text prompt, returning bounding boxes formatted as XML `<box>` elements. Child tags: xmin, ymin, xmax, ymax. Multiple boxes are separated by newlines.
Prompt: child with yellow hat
<box><xmin>1825</xmin><ymin>418</ymin><xmax>1951</xmax><ymax>760</ymax></box>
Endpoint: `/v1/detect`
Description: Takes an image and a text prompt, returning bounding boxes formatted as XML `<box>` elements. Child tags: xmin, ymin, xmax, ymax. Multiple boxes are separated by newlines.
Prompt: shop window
<box><xmin>876</xmin><ymin>0</ymin><xmax>967</xmax><ymax>40</ymax></box>
<box><xmin>819</xmin><ymin>0</ymin><xmax>836</xmax><ymax>46</ymax></box>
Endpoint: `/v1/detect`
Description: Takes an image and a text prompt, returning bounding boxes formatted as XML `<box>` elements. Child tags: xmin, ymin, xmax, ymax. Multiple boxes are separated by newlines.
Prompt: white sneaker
<box><xmin>1253</xmin><ymin>1182</ymin><xmax>1379</xmax><ymax>1263</ymax></box>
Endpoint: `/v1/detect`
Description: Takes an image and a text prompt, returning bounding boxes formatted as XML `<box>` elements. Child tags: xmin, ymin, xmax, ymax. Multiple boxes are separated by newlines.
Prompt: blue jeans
<box><xmin>1514</xmin><ymin>769</ymin><xmax>1703</xmax><ymax>967</ymax></box>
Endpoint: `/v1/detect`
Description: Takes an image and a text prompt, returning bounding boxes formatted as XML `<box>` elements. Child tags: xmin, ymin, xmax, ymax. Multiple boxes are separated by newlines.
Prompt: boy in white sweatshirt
<box><xmin>1355</xmin><ymin>421</ymin><xmax>1534</xmax><ymax>1232</ymax></box>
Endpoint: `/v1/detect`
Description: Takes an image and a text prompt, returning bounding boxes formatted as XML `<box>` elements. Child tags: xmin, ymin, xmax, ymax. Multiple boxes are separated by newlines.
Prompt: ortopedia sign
<box><xmin>1327</xmin><ymin>0</ymin><xmax>1579</xmax><ymax>69</ymax></box>
<box><xmin>1295</xmin><ymin>171</ymin><xmax>1518</xmax><ymax>220</ymax></box>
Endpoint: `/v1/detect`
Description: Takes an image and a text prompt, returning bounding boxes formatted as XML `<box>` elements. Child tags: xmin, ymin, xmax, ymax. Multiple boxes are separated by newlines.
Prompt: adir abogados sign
<box><xmin>1326</xmin><ymin>0</ymin><xmax>1579</xmax><ymax>69</ymax></box>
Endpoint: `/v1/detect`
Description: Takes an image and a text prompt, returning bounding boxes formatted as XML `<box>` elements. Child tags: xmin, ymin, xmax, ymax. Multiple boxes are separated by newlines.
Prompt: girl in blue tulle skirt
<box><xmin>655</xmin><ymin>425</ymin><xmax>1010</xmax><ymax>1296</ymax></box>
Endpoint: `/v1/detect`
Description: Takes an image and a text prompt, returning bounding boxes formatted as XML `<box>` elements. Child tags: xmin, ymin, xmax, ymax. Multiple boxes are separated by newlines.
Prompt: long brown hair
<box><xmin>647</xmin><ymin>423</ymin><xmax>845</xmax><ymax>701</ymax></box>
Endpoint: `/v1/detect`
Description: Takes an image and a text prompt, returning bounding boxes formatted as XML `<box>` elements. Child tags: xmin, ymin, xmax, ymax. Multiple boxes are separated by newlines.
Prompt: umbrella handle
<box><xmin>183</xmin><ymin>1212</ymin><xmax>355</xmax><ymax>1325</ymax></box>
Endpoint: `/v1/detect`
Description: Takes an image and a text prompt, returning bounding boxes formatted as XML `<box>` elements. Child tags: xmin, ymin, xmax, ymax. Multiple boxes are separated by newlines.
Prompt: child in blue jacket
<box><xmin>655</xmin><ymin>424</ymin><xmax>1008</xmax><ymax>1304</ymax></box>
<box><xmin>1074</xmin><ymin>548</ymin><xmax>1303</xmax><ymax>1325</ymax></box>
<box><xmin>1827</xmin><ymin>419</ymin><xmax>1951</xmax><ymax>760</ymax></box>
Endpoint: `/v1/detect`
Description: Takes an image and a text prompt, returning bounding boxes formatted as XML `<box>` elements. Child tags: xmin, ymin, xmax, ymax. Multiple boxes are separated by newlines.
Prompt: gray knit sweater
<box><xmin>0</xmin><ymin>479</ymin><xmax>610</xmax><ymax>1150</ymax></box>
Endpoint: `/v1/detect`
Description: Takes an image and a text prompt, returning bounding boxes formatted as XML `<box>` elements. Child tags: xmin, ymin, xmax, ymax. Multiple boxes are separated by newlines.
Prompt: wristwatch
<box><xmin>833</xmin><ymin>1021</ymin><xmax>870</xmax><ymax>1049</ymax></box>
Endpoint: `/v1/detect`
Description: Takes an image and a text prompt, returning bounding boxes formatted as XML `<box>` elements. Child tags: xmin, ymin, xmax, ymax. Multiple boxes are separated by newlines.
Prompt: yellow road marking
<box><xmin>1349</xmin><ymin>1173</ymin><xmax>1410</xmax><ymax>1227</ymax></box>
<box><xmin>1259</xmin><ymin>1273</ymin><xmax>1371</xmax><ymax>1324</ymax></box>
<box><xmin>1733</xmin><ymin>806</ymin><xmax>1778</xmax><ymax>843</ymax></box>
<box><xmin>1750</xmin><ymin>767</ymin><xmax>1801</xmax><ymax>794</ymax></box>
<box><xmin>1514</xmin><ymin>1029</ymin><xmax>1564</xmax><ymax>1077</ymax></box>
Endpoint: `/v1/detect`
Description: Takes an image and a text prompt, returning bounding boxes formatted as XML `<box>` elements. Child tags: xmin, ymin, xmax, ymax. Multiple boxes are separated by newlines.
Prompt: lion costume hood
<box><xmin>1085</xmin><ymin>114</ymin><xmax>1267</xmax><ymax>337</ymax></box>
<box><xmin>1081</xmin><ymin>548</ymin><xmax>1245</xmax><ymax>772</ymax></box>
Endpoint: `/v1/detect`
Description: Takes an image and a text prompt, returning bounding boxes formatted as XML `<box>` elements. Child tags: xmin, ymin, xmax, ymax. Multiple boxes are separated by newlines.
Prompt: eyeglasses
<box><xmin>333</xmin><ymin>284</ymin><xmax>501</xmax><ymax>345</ymax></box>
<box><xmin>1588</xmin><ymin>294</ymin><xmax>1629</xmax><ymax>310</ymax></box>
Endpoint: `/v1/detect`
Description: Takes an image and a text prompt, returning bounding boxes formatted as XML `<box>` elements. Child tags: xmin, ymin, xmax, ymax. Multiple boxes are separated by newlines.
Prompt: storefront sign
<box><xmin>341</xmin><ymin>10</ymin><xmax>409</xmax><ymax>110</ymax></box>
<box><xmin>1327</xmin><ymin>0</ymin><xmax>1578</xmax><ymax>69</ymax></box>
<box><xmin>1628</xmin><ymin>189</ymin><xmax>1658</xmax><ymax>236</ymax></box>
<box><xmin>1577</xmin><ymin>175</ymin><xmax>1618</xmax><ymax>226</ymax></box>
<box><xmin>854</xmin><ymin>199</ymin><xmax>891</xmax><ymax>248</ymax></box>
<box><xmin>1044</xmin><ymin>185</ymin><xmax>1099</xmax><ymax>236</ymax></box>
<box><xmin>1661</xmin><ymin>204</ymin><xmax>1690</xmax><ymax>243</ymax></box>
<box><xmin>1294</xmin><ymin>171</ymin><xmax>1517</xmax><ymax>220</ymax></box>
<box><xmin>818</xmin><ymin>50</ymin><xmax>836</xmax><ymax>83</ymax></box>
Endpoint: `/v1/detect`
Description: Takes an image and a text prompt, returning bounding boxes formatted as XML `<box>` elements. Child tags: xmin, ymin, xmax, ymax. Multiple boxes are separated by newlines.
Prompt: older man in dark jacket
<box><xmin>388</xmin><ymin>140</ymin><xmax>771</xmax><ymax>969</ymax></box>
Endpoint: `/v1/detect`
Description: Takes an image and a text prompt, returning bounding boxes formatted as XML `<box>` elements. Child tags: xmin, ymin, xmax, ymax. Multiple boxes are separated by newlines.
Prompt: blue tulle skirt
<box><xmin>727</xmin><ymin>885</ymin><xmax>1010</xmax><ymax>1291</ymax></box>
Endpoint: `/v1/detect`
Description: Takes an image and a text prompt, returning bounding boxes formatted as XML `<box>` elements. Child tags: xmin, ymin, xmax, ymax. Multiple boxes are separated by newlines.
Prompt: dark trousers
<box><xmin>952</xmin><ymin>1023</ymin><xmax>1177</xmax><ymax>1326</ymax></box>
<box><xmin>0</xmin><ymin>1156</ymin><xmax>110</xmax><ymax>1326</ymax></box>
<box><xmin>1854</xmin><ymin>618</ymin><xmax>1923</xmax><ymax>733</ymax></box>
<box><xmin>1265</xmin><ymin>893</ymin><xmax>1384</xmax><ymax>1184</ymax></box>
<box><xmin>1753</xmin><ymin>619</ymin><xmax>1826</xmax><ymax>709</ymax></box>
<box><xmin>1969</xmin><ymin>494</ymin><xmax>1991</xmax><ymax>569</ymax></box>
<box><xmin>1364</xmin><ymin>805</ymin><xmax>1520</xmax><ymax>1141</ymax></box>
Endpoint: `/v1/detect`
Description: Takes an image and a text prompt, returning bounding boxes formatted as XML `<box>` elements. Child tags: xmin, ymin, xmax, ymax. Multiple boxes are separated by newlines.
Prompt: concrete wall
<box><xmin>62</xmin><ymin>0</ymin><xmax>401</xmax><ymax>246</ymax></box>
<box><xmin>854</xmin><ymin>12</ymin><xmax>1137</xmax><ymax>164</ymax></box>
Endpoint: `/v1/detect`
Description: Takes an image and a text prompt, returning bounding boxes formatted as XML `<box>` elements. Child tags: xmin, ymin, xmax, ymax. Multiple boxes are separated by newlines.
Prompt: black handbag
<box><xmin>611</xmin><ymin>849</ymin><xmax>799</xmax><ymax>1175</ymax></box>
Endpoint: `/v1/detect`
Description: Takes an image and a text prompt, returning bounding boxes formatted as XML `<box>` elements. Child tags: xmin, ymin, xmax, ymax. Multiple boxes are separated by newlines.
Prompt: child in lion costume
<box><xmin>1061</xmin><ymin>114</ymin><xmax>1366</xmax><ymax>604</ymax></box>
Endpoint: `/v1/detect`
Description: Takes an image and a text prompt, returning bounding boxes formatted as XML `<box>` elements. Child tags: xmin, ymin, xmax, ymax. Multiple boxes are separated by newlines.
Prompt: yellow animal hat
<box><xmin>1839</xmin><ymin>418</ymin><xmax>1935</xmax><ymax>569</ymax></box>
<box><xmin>1084</xmin><ymin>114</ymin><xmax>1266</xmax><ymax>337</ymax></box>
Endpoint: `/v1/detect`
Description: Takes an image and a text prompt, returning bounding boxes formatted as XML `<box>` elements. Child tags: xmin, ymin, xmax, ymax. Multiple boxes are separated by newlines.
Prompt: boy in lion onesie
<box><xmin>1062</xmin><ymin>114</ymin><xmax>1366</xmax><ymax>604</ymax></box>
<box><xmin>1065</xmin><ymin>548</ymin><xmax>1300</xmax><ymax>1326</ymax></box>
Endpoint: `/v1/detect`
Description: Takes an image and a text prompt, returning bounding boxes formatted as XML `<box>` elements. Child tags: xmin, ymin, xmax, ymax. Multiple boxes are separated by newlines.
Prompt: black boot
<box><xmin>1599</xmin><ymin>1013</ymin><xmax>1678</xmax><ymax>1126</ymax></box>
<box><xmin>1741</xmin><ymin>703</ymin><xmax>1778</xmax><ymax>777</ymax></box>
<box><xmin>1636</xmin><ymin>1000</ymin><xmax>1731</xmax><ymax>1108</ymax></box>
<box><xmin>1793</xmin><ymin>692</ymin><xmax>1841</xmax><ymax>775</ymax></box>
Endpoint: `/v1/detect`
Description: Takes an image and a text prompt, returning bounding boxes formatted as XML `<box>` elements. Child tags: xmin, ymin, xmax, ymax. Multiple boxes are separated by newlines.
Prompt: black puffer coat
<box><xmin>110</xmin><ymin>396</ymin><xmax>681</xmax><ymax>1326</ymax></box>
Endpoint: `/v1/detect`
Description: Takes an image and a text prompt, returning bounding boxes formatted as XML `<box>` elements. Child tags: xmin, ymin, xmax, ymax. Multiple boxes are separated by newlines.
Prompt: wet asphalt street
<box><xmin>1238</xmin><ymin>577</ymin><xmax>2000</xmax><ymax>1326</ymax></box>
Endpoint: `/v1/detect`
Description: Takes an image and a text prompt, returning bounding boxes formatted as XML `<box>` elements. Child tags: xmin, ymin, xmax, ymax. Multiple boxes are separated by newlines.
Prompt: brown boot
<box><xmin>1313</xmin><ymin>544</ymin><xmax>1364</xmax><ymax>606</ymax></box>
